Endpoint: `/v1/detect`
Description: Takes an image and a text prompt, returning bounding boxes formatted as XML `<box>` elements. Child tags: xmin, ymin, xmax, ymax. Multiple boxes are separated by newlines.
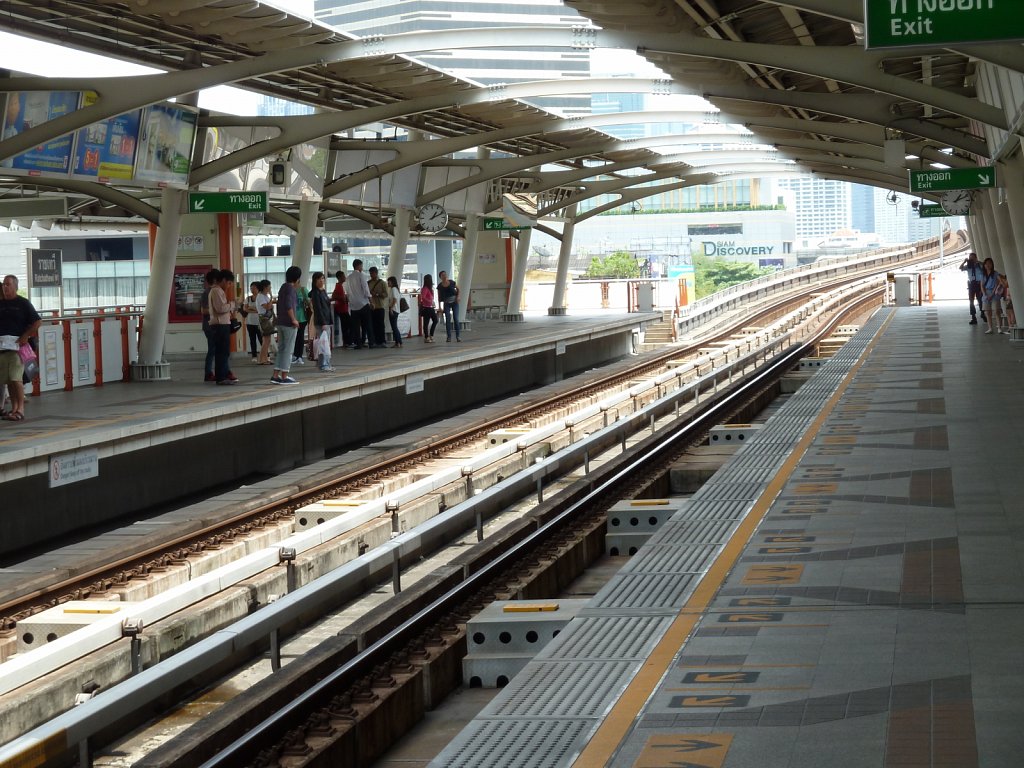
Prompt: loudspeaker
<box><xmin>242</xmin><ymin>246</ymin><xmax>255</xmax><ymax>258</ymax></box>
<box><xmin>258</xmin><ymin>246</ymin><xmax>274</xmax><ymax>257</ymax></box>
<box><xmin>278</xmin><ymin>244</ymin><xmax>291</xmax><ymax>257</ymax></box>
<box><xmin>313</xmin><ymin>236</ymin><xmax>323</xmax><ymax>255</ymax></box>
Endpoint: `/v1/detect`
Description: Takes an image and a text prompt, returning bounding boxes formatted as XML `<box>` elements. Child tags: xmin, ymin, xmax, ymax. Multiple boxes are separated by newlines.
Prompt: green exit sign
<box><xmin>908</xmin><ymin>166</ymin><xmax>995</xmax><ymax>193</ymax></box>
<box><xmin>866</xmin><ymin>0</ymin><xmax>1024</xmax><ymax>49</ymax></box>
<box><xmin>918</xmin><ymin>204</ymin><xmax>952</xmax><ymax>218</ymax></box>
<box><xmin>188</xmin><ymin>191</ymin><xmax>267</xmax><ymax>214</ymax></box>
<box><xmin>482</xmin><ymin>217</ymin><xmax>524</xmax><ymax>231</ymax></box>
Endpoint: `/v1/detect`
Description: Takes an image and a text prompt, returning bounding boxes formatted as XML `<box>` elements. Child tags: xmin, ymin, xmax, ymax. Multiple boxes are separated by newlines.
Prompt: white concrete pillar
<box><xmin>504</xmin><ymin>227</ymin><xmax>532</xmax><ymax>321</ymax></box>
<box><xmin>459</xmin><ymin>213</ymin><xmax>480</xmax><ymax>309</ymax></box>
<box><xmin>388</xmin><ymin>206</ymin><xmax>411</xmax><ymax>282</ymax></box>
<box><xmin>974</xmin><ymin>194</ymin><xmax>999</xmax><ymax>267</ymax></box>
<box><xmin>416</xmin><ymin>240</ymin><xmax>436</xmax><ymax>281</ymax></box>
<box><xmin>435</xmin><ymin>239</ymin><xmax>453</xmax><ymax>277</ymax></box>
<box><xmin>135</xmin><ymin>188</ymin><xmax>185</xmax><ymax>378</ymax></box>
<box><xmin>997</xmin><ymin>154</ymin><xmax>1024</xmax><ymax>328</ymax></box>
<box><xmin>549</xmin><ymin>204</ymin><xmax>577</xmax><ymax>316</ymax></box>
<box><xmin>293</xmin><ymin>198</ymin><xmax>319</xmax><ymax>286</ymax></box>
<box><xmin>986</xmin><ymin>188</ymin><xmax>1024</xmax><ymax>334</ymax></box>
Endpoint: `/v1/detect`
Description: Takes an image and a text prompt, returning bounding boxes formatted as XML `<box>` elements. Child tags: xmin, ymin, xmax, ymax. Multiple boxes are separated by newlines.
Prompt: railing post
<box><xmin>93</xmin><ymin>317</ymin><xmax>104</xmax><ymax>387</ymax></box>
<box><xmin>121</xmin><ymin>315</ymin><xmax>131</xmax><ymax>381</ymax></box>
<box><xmin>62</xmin><ymin>320</ymin><xmax>73</xmax><ymax>391</ymax></box>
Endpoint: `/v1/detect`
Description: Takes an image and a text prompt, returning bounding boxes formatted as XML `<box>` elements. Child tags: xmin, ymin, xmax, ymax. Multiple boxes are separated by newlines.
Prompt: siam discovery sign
<box><xmin>702</xmin><ymin>241</ymin><xmax>777</xmax><ymax>258</ymax></box>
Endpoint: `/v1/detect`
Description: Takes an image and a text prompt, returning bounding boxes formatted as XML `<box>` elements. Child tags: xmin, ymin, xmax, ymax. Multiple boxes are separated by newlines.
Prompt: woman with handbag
<box><xmin>387</xmin><ymin>275</ymin><xmax>403</xmax><ymax>348</ymax></box>
<box><xmin>418</xmin><ymin>274</ymin><xmax>438</xmax><ymax>343</ymax></box>
<box><xmin>256</xmin><ymin>279</ymin><xmax>276</xmax><ymax>364</ymax></box>
<box><xmin>244</xmin><ymin>281</ymin><xmax>262</xmax><ymax>363</ymax></box>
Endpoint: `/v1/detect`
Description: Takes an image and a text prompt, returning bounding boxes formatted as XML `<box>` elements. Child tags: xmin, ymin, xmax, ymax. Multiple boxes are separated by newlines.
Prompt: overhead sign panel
<box><xmin>918</xmin><ymin>204</ymin><xmax>953</xmax><ymax>218</ymax></box>
<box><xmin>29</xmin><ymin>248</ymin><xmax>62</xmax><ymax>287</ymax></box>
<box><xmin>865</xmin><ymin>0</ymin><xmax>1024</xmax><ymax>49</ymax></box>
<box><xmin>482</xmin><ymin>217</ymin><xmax>524</xmax><ymax>231</ymax></box>
<box><xmin>1</xmin><ymin>91</ymin><xmax>80</xmax><ymax>175</ymax></box>
<box><xmin>188</xmin><ymin>191</ymin><xmax>267</xmax><ymax>213</ymax></box>
<box><xmin>908</xmin><ymin>166</ymin><xmax>995</xmax><ymax>193</ymax></box>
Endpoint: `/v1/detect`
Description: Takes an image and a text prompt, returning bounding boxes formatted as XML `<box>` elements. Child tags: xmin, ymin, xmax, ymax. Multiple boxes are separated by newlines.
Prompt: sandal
<box><xmin>5</xmin><ymin>411</ymin><xmax>24</xmax><ymax>421</ymax></box>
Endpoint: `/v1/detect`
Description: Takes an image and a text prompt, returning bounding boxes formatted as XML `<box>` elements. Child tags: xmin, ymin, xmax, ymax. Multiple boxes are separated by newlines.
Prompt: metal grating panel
<box><xmin>621</xmin><ymin>544</ymin><xmax>721</xmax><ymax>574</ymax></box>
<box><xmin>484</xmin><ymin>660</ymin><xmax>640</xmax><ymax>717</ymax></box>
<box><xmin>429</xmin><ymin>717</ymin><xmax>594</xmax><ymax>768</ymax></box>
<box><xmin>688</xmin><ymin>481</ymin><xmax>768</xmax><ymax>501</ymax></box>
<box><xmin>653</xmin><ymin>520</ymin><xmax>738</xmax><ymax>546</ymax></box>
<box><xmin>674</xmin><ymin>499</ymin><xmax>752</xmax><ymax>520</ymax></box>
<box><xmin>593</xmin><ymin>572</ymin><xmax>698</xmax><ymax>609</ymax></box>
<box><xmin>539</xmin><ymin>616</ymin><xmax>674</xmax><ymax>660</ymax></box>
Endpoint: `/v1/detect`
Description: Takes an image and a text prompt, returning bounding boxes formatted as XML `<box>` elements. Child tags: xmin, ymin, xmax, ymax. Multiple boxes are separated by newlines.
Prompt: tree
<box><xmin>693</xmin><ymin>255</ymin><xmax>773</xmax><ymax>299</ymax></box>
<box><xmin>585</xmin><ymin>251</ymin><xmax>641</xmax><ymax>279</ymax></box>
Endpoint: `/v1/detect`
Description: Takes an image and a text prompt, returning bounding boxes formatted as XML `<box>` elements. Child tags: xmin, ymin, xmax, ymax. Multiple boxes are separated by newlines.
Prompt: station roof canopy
<box><xmin>0</xmin><ymin>0</ymin><xmax>1017</xmax><ymax>228</ymax></box>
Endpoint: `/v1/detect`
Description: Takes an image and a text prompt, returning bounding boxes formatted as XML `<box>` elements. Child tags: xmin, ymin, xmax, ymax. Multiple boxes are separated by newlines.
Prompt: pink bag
<box><xmin>17</xmin><ymin>343</ymin><xmax>36</xmax><ymax>364</ymax></box>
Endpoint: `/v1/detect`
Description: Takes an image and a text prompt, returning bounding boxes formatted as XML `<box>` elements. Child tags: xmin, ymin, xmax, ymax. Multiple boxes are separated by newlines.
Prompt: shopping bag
<box><xmin>314</xmin><ymin>329</ymin><xmax>332</xmax><ymax>365</ymax></box>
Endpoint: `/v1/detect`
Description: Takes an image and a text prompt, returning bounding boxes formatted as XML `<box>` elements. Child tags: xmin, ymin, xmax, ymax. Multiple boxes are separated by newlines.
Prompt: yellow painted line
<box><xmin>667</xmin><ymin>686</ymin><xmax>811</xmax><ymax>692</ymax></box>
<box><xmin>503</xmin><ymin>603</ymin><xmax>559</xmax><ymax>613</ymax></box>
<box><xmin>0</xmin><ymin>731</ymin><xmax>67</xmax><ymax>768</ymax></box>
<box><xmin>571</xmin><ymin>312</ymin><xmax>893</xmax><ymax>768</ymax></box>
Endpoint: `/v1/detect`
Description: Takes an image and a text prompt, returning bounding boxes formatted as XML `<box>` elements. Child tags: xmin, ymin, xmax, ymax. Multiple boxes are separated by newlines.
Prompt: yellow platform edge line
<box><xmin>572</xmin><ymin>311</ymin><xmax>892</xmax><ymax>768</ymax></box>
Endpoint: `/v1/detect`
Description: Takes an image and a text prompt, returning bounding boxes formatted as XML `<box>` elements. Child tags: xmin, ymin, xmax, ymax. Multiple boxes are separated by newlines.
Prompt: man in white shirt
<box><xmin>347</xmin><ymin>259</ymin><xmax>371</xmax><ymax>348</ymax></box>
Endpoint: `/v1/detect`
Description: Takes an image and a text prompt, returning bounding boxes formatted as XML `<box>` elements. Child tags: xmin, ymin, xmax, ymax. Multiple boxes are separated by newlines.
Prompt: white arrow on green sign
<box><xmin>188</xmin><ymin>191</ymin><xmax>268</xmax><ymax>214</ymax></box>
<box><xmin>866</xmin><ymin>0</ymin><xmax>1024</xmax><ymax>49</ymax></box>
<box><xmin>482</xmin><ymin>217</ymin><xmax>525</xmax><ymax>231</ymax></box>
<box><xmin>908</xmin><ymin>167</ymin><xmax>995</xmax><ymax>193</ymax></box>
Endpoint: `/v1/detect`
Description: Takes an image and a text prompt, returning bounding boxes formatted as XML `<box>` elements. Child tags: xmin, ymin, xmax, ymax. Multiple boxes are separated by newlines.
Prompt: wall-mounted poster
<box><xmin>134</xmin><ymin>103</ymin><xmax>199</xmax><ymax>187</ymax></box>
<box><xmin>170</xmin><ymin>265</ymin><xmax>209</xmax><ymax>323</ymax></box>
<box><xmin>1</xmin><ymin>91</ymin><xmax>81</xmax><ymax>174</ymax></box>
<box><xmin>71</xmin><ymin>92</ymin><xmax>141</xmax><ymax>182</ymax></box>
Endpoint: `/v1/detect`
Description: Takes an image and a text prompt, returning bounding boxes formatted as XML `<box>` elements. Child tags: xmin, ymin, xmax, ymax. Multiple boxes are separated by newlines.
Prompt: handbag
<box><xmin>399</xmin><ymin>297</ymin><xmax>409</xmax><ymax>313</ymax></box>
<box><xmin>259</xmin><ymin>313</ymin><xmax>277</xmax><ymax>336</ymax></box>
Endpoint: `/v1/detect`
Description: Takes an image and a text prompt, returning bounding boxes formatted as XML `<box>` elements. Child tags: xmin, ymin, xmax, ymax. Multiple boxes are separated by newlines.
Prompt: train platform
<box><xmin>1</xmin><ymin>310</ymin><xmax>655</xmax><ymax>558</ymax></box>
<box><xmin>432</xmin><ymin>301</ymin><xmax>1024</xmax><ymax>768</ymax></box>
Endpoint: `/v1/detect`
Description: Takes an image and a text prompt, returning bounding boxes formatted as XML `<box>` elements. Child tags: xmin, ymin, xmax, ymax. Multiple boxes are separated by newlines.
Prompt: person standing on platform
<box><xmin>256</xmin><ymin>279</ymin><xmax>275</xmax><ymax>365</ymax></box>
<box><xmin>347</xmin><ymin>259</ymin><xmax>371</xmax><ymax>349</ymax></box>
<box><xmin>200</xmin><ymin>268</ymin><xmax>219</xmax><ymax>381</ymax></box>
<box><xmin>981</xmin><ymin>257</ymin><xmax>1002</xmax><ymax>335</ymax></box>
<box><xmin>367</xmin><ymin>266</ymin><xmax>389</xmax><ymax>348</ymax></box>
<box><xmin>331</xmin><ymin>271</ymin><xmax>351</xmax><ymax>348</ymax></box>
<box><xmin>999</xmin><ymin>273</ymin><xmax>1016</xmax><ymax>332</ymax></box>
<box><xmin>244</xmin><ymin>281</ymin><xmax>262</xmax><ymax>362</ymax></box>
<box><xmin>309</xmin><ymin>271</ymin><xmax>335</xmax><ymax>371</ymax></box>
<box><xmin>387</xmin><ymin>275</ymin><xmax>403</xmax><ymax>348</ymax></box>
<box><xmin>437</xmin><ymin>270</ymin><xmax>461</xmax><ymax>342</ymax></box>
<box><xmin>0</xmin><ymin>274</ymin><xmax>40</xmax><ymax>421</ymax></box>
<box><xmin>960</xmin><ymin>252</ymin><xmax>985</xmax><ymax>325</ymax></box>
<box><xmin>418</xmin><ymin>274</ymin><xmax>438</xmax><ymax>343</ymax></box>
<box><xmin>209</xmin><ymin>269</ymin><xmax>238</xmax><ymax>385</ymax></box>
<box><xmin>292</xmin><ymin>278</ymin><xmax>310</xmax><ymax>366</ymax></box>
<box><xmin>271</xmin><ymin>266</ymin><xmax>301</xmax><ymax>385</ymax></box>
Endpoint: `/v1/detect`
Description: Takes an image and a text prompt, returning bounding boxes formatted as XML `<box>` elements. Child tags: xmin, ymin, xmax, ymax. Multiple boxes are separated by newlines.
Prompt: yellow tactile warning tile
<box><xmin>571</xmin><ymin>313</ymin><xmax>896</xmax><ymax>768</ymax></box>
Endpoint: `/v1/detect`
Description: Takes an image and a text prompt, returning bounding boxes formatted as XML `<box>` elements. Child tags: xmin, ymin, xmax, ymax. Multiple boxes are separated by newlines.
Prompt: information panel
<box><xmin>134</xmin><ymin>103</ymin><xmax>199</xmax><ymax>187</ymax></box>
<box><xmin>866</xmin><ymin>0</ymin><xmax>1024</xmax><ymax>50</ymax></box>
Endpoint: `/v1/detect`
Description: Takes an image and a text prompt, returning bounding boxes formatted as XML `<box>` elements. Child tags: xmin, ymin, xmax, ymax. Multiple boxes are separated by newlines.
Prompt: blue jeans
<box><xmin>443</xmin><ymin>302</ymin><xmax>460</xmax><ymax>340</ymax></box>
<box><xmin>275</xmin><ymin>325</ymin><xmax>297</xmax><ymax>372</ymax></box>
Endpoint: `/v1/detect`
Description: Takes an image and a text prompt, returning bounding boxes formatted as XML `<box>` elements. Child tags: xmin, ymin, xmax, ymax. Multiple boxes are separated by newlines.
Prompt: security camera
<box><xmin>911</xmin><ymin>200</ymin><xmax>919</xmax><ymax>209</ymax></box>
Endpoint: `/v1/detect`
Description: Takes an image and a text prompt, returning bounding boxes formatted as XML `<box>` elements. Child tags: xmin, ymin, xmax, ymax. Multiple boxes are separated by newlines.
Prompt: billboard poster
<box><xmin>1</xmin><ymin>91</ymin><xmax>81</xmax><ymax>174</ymax></box>
<box><xmin>170</xmin><ymin>265</ymin><xmax>209</xmax><ymax>323</ymax></box>
<box><xmin>134</xmin><ymin>103</ymin><xmax>198</xmax><ymax>187</ymax></box>
<box><xmin>71</xmin><ymin>92</ymin><xmax>141</xmax><ymax>182</ymax></box>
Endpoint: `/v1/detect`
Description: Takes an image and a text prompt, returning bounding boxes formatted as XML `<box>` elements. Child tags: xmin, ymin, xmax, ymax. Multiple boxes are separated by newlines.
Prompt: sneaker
<box><xmin>216</xmin><ymin>379</ymin><xmax>238</xmax><ymax>385</ymax></box>
<box><xmin>969</xmin><ymin>318</ymin><xmax>977</xmax><ymax>325</ymax></box>
<box><xmin>320</xmin><ymin>366</ymin><xmax>336</xmax><ymax>372</ymax></box>
<box><xmin>985</xmin><ymin>328</ymin><xmax>993</xmax><ymax>334</ymax></box>
<box><xmin>270</xmin><ymin>377</ymin><xmax>283</xmax><ymax>385</ymax></box>
<box><xmin>204</xmin><ymin>372</ymin><xmax>215</xmax><ymax>382</ymax></box>
<box><xmin>227</xmin><ymin>372</ymin><xmax>238</xmax><ymax>381</ymax></box>
<box><xmin>1000</xmin><ymin>329</ymin><xmax>1010</xmax><ymax>334</ymax></box>
<box><xmin>280</xmin><ymin>376</ymin><xmax>298</xmax><ymax>384</ymax></box>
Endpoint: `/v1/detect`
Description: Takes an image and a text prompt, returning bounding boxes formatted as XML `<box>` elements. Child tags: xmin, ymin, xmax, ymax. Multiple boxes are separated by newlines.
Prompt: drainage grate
<box><xmin>429</xmin><ymin>717</ymin><xmax>595</xmax><ymax>768</ymax></box>
<box><xmin>539</xmin><ymin>616</ymin><xmax>673</xmax><ymax>661</ymax></box>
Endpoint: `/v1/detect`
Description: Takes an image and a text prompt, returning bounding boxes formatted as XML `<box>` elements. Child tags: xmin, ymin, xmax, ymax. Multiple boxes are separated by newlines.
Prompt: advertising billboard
<box><xmin>1</xmin><ymin>91</ymin><xmax>81</xmax><ymax>174</ymax></box>
<box><xmin>134</xmin><ymin>103</ymin><xmax>199</xmax><ymax>187</ymax></box>
<box><xmin>71</xmin><ymin>92</ymin><xmax>141</xmax><ymax>182</ymax></box>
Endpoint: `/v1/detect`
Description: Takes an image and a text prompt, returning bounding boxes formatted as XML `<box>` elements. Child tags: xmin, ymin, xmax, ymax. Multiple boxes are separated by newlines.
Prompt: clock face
<box><xmin>417</xmin><ymin>203</ymin><xmax>448</xmax><ymax>233</ymax></box>
<box><xmin>940</xmin><ymin>190</ymin><xmax>972</xmax><ymax>216</ymax></box>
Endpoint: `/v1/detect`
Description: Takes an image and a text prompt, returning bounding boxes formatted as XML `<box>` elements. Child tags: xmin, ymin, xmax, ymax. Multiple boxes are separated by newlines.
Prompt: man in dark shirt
<box><xmin>0</xmin><ymin>274</ymin><xmax>41</xmax><ymax>420</ymax></box>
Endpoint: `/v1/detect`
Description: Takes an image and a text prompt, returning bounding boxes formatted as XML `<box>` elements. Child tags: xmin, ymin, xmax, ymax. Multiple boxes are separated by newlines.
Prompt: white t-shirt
<box><xmin>256</xmin><ymin>293</ymin><xmax>273</xmax><ymax>318</ymax></box>
<box><xmin>390</xmin><ymin>286</ymin><xmax>402</xmax><ymax>310</ymax></box>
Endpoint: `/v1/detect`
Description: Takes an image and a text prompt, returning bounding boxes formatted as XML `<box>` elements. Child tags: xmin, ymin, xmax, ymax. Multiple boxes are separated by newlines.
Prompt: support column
<box><xmin>388</xmin><ymin>206</ymin><xmax>411</xmax><ymax>282</ymax></box>
<box><xmin>435</xmin><ymin>239</ymin><xmax>453</xmax><ymax>277</ymax></box>
<box><xmin>293</xmin><ymin>198</ymin><xmax>318</xmax><ymax>285</ymax></box>
<box><xmin>987</xmin><ymin>189</ymin><xmax>1024</xmax><ymax>336</ymax></box>
<box><xmin>974</xmin><ymin>194</ymin><xmax>999</xmax><ymax>267</ymax></box>
<box><xmin>549</xmin><ymin>203</ymin><xmax>576</xmax><ymax>316</ymax></box>
<box><xmin>416</xmin><ymin>240</ymin><xmax>436</xmax><ymax>281</ymax></box>
<box><xmin>459</xmin><ymin>213</ymin><xmax>481</xmax><ymax>312</ymax></box>
<box><xmin>133</xmin><ymin>187</ymin><xmax>185</xmax><ymax>380</ymax></box>
<box><xmin>995</xmin><ymin>155</ymin><xmax>1024</xmax><ymax>337</ymax></box>
<box><xmin>503</xmin><ymin>227</ymin><xmax>531</xmax><ymax>322</ymax></box>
